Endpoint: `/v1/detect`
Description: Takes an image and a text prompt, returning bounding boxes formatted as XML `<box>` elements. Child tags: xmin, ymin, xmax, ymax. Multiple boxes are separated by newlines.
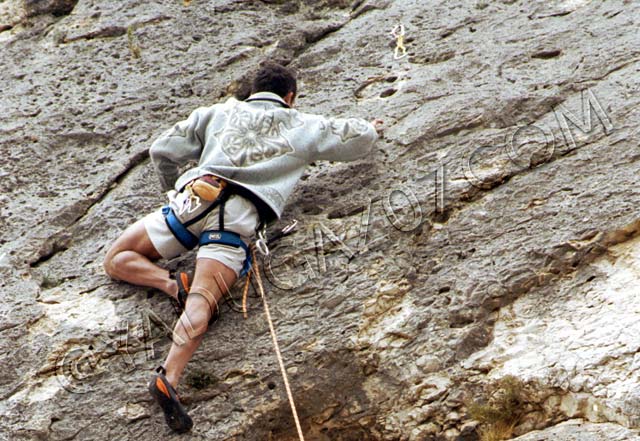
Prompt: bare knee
<box><xmin>190</xmin><ymin>287</ymin><xmax>221</xmax><ymax>315</ymax></box>
<box><xmin>178</xmin><ymin>295</ymin><xmax>214</xmax><ymax>337</ymax></box>
<box><xmin>103</xmin><ymin>245</ymin><xmax>117</xmax><ymax>279</ymax></box>
<box><xmin>186</xmin><ymin>303</ymin><xmax>211</xmax><ymax>328</ymax></box>
<box><xmin>103</xmin><ymin>219</ymin><xmax>160</xmax><ymax>278</ymax></box>
<box><xmin>103</xmin><ymin>248</ymin><xmax>129</xmax><ymax>280</ymax></box>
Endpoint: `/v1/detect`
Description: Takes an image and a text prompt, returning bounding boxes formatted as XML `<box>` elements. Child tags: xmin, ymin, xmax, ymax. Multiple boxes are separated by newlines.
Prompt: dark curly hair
<box><xmin>251</xmin><ymin>61</ymin><xmax>297</xmax><ymax>99</ymax></box>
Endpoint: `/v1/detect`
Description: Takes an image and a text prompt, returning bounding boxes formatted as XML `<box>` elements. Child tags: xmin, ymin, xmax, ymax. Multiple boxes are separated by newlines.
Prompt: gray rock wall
<box><xmin>1</xmin><ymin>0</ymin><xmax>639</xmax><ymax>440</ymax></box>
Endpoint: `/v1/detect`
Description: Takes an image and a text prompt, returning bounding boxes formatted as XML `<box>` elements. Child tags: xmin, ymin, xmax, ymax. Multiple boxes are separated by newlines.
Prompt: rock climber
<box><xmin>103</xmin><ymin>61</ymin><xmax>382</xmax><ymax>433</ymax></box>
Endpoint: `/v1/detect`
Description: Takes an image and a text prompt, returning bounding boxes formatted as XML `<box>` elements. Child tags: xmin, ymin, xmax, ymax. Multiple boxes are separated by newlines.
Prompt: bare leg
<box><xmin>163</xmin><ymin>257</ymin><xmax>237</xmax><ymax>388</ymax></box>
<box><xmin>103</xmin><ymin>219</ymin><xmax>178</xmax><ymax>299</ymax></box>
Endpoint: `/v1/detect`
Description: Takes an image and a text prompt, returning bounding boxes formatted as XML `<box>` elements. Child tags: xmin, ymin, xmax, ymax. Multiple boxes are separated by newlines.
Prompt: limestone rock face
<box><xmin>511</xmin><ymin>419</ymin><xmax>640</xmax><ymax>441</ymax></box>
<box><xmin>0</xmin><ymin>0</ymin><xmax>639</xmax><ymax>440</ymax></box>
<box><xmin>23</xmin><ymin>0</ymin><xmax>79</xmax><ymax>18</ymax></box>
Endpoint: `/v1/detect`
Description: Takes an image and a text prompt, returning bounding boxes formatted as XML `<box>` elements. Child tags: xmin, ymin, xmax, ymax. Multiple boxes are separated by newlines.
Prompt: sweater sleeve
<box><xmin>149</xmin><ymin>106</ymin><xmax>211</xmax><ymax>190</ymax></box>
<box><xmin>310</xmin><ymin>116</ymin><xmax>378</xmax><ymax>162</ymax></box>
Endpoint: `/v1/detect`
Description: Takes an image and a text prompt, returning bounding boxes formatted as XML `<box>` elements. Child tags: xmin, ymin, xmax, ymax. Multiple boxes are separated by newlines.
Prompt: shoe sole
<box><xmin>149</xmin><ymin>376</ymin><xmax>193</xmax><ymax>433</ymax></box>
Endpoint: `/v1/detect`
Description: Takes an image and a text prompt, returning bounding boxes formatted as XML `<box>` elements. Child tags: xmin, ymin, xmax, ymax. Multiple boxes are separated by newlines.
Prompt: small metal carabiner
<box><xmin>281</xmin><ymin>219</ymin><xmax>298</xmax><ymax>235</ymax></box>
<box><xmin>255</xmin><ymin>225</ymin><xmax>270</xmax><ymax>257</ymax></box>
<box><xmin>390</xmin><ymin>24</ymin><xmax>405</xmax><ymax>39</ymax></box>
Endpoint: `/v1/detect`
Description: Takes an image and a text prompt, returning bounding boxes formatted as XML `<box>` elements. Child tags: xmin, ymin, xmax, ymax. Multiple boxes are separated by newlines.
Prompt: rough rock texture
<box><xmin>0</xmin><ymin>0</ymin><xmax>639</xmax><ymax>440</ymax></box>
<box><xmin>23</xmin><ymin>0</ymin><xmax>79</xmax><ymax>18</ymax></box>
<box><xmin>511</xmin><ymin>419</ymin><xmax>640</xmax><ymax>441</ymax></box>
<box><xmin>466</xmin><ymin>235</ymin><xmax>640</xmax><ymax>432</ymax></box>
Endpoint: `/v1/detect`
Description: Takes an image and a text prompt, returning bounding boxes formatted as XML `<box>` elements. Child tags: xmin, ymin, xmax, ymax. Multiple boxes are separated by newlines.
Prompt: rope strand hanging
<box><xmin>246</xmin><ymin>244</ymin><xmax>306</xmax><ymax>441</ymax></box>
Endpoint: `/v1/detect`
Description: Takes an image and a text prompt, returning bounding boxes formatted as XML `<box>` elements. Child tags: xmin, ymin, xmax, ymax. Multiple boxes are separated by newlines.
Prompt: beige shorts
<box><xmin>143</xmin><ymin>189</ymin><xmax>260</xmax><ymax>277</ymax></box>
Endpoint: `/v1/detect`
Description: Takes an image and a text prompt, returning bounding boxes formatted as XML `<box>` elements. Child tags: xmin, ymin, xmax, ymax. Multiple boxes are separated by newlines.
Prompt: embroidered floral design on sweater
<box><xmin>218</xmin><ymin>107</ymin><xmax>303</xmax><ymax>167</ymax></box>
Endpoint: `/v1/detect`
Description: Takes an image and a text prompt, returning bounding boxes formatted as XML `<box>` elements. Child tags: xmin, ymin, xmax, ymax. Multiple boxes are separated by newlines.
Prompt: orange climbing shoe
<box><xmin>172</xmin><ymin>271</ymin><xmax>190</xmax><ymax>310</ymax></box>
<box><xmin>148</xmin><ymin>366</ymin><xmax>193</xmax><ymax>433</ymax></box>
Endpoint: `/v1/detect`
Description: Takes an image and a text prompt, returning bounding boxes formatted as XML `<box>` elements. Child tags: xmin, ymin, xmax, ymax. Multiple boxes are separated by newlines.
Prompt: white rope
<box><xmin>252</xmin><ymin>247</ymin><xmax>306</xmax><ymax>441</ymax></box>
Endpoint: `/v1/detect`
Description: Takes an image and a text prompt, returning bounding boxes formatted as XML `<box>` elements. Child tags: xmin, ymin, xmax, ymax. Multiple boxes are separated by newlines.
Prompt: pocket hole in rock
<box><xmin>532</xmin><ymin>49</ymin><xmax>562</xmax><ymax>59</ymax></box>
<box><xmin>380</xmin><ymin>88</ymin><xmax>397</xmax><ymax>98</ymax></box>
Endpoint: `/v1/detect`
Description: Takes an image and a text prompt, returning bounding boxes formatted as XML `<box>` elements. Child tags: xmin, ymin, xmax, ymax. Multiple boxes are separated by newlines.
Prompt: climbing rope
<box><xmin>241</xmin><ymin>266</ymin><xmax>252</xmax><ymax>319</ymax></box>
<box><xmin>241</xmin><ymin>219</ymin><xmax>298</xmax><ymax>318</ymax></box>
<box><xmin>248</xmin><ymin>245</ymin><xmax>306</xmax><ymax>440</ymax></box>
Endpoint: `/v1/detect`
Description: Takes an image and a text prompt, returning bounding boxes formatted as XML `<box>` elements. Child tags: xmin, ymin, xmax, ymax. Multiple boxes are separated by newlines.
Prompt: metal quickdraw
<box><xmin>267</xmin><ymin>219</ymin><xmax>298</xmax><ymax>246</ymax></box>
<box><xmin>390</xmin><ymin>24</ymin><xmax>407</xmax><ymax>60</ymax></box>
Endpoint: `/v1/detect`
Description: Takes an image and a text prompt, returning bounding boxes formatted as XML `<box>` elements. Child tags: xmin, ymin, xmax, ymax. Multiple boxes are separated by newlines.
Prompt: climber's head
<box><xmin>251</xmin><ymin>61</ymin><xmax>297</xmax><ymax>107</ymax></box>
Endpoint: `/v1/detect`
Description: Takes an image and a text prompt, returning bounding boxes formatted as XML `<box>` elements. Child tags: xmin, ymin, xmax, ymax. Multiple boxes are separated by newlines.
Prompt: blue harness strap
<box><xmin>199</xmin><ymin>230</ymin><xmax>252</xmax><ymax>277</ymax></box>
<box><xmin>162</xmin><ymin>206</ymin><xmax>199</xmax><ymax>250</ymax></box>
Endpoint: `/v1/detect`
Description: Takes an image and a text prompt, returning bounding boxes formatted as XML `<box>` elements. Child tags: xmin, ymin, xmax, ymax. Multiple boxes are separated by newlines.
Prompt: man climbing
<box><xmin>103</xmin><ymin>61</ymin><xmax>381</xmax><ymax>433</ymax></box>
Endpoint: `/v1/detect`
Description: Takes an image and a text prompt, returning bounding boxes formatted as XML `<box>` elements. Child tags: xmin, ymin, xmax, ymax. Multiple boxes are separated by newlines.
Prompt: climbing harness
<box><xmin>162</xmin><ymin>178</ymin><xmax>252</xmax><ymax>277</ymax></box>
<box><xmin>200</xmin><ymin>230</ymin><xmax>252</xmax><ymax>277</ymax></box>
<box><xmin>163</xmin><ymin>179</ymin><xmax>304</xmax><ymax>437</ymax></box>
<box><xmin>390</xmin><ymin>24</ymin><xmax>407</xmax><ymax>59</ymax></box>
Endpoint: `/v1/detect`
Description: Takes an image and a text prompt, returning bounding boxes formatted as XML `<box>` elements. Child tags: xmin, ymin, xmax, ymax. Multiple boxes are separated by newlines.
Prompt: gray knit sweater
<box><xmin>149</xmin><ymin>92</ymin><xmax>378</xmax><ymax>222</ymax></box>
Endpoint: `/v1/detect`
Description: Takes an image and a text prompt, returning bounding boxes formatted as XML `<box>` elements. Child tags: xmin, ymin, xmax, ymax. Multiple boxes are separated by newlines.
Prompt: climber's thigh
<box><xmin>106</xmin><ymin>218</ymin><xmax>162</xmax><ymax>261</ymax></box>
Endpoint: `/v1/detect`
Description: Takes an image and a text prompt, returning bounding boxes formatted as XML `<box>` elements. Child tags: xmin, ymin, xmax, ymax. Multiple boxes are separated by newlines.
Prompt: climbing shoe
<box><xmin>171</xmin><ymin>271</ymin><xmax>190</xmax><ymax>310</ymax></box>
<box><xmin>148</xmin><ymin>366</ymin><xmax>193</xmax><ymax>433</ymax></box>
